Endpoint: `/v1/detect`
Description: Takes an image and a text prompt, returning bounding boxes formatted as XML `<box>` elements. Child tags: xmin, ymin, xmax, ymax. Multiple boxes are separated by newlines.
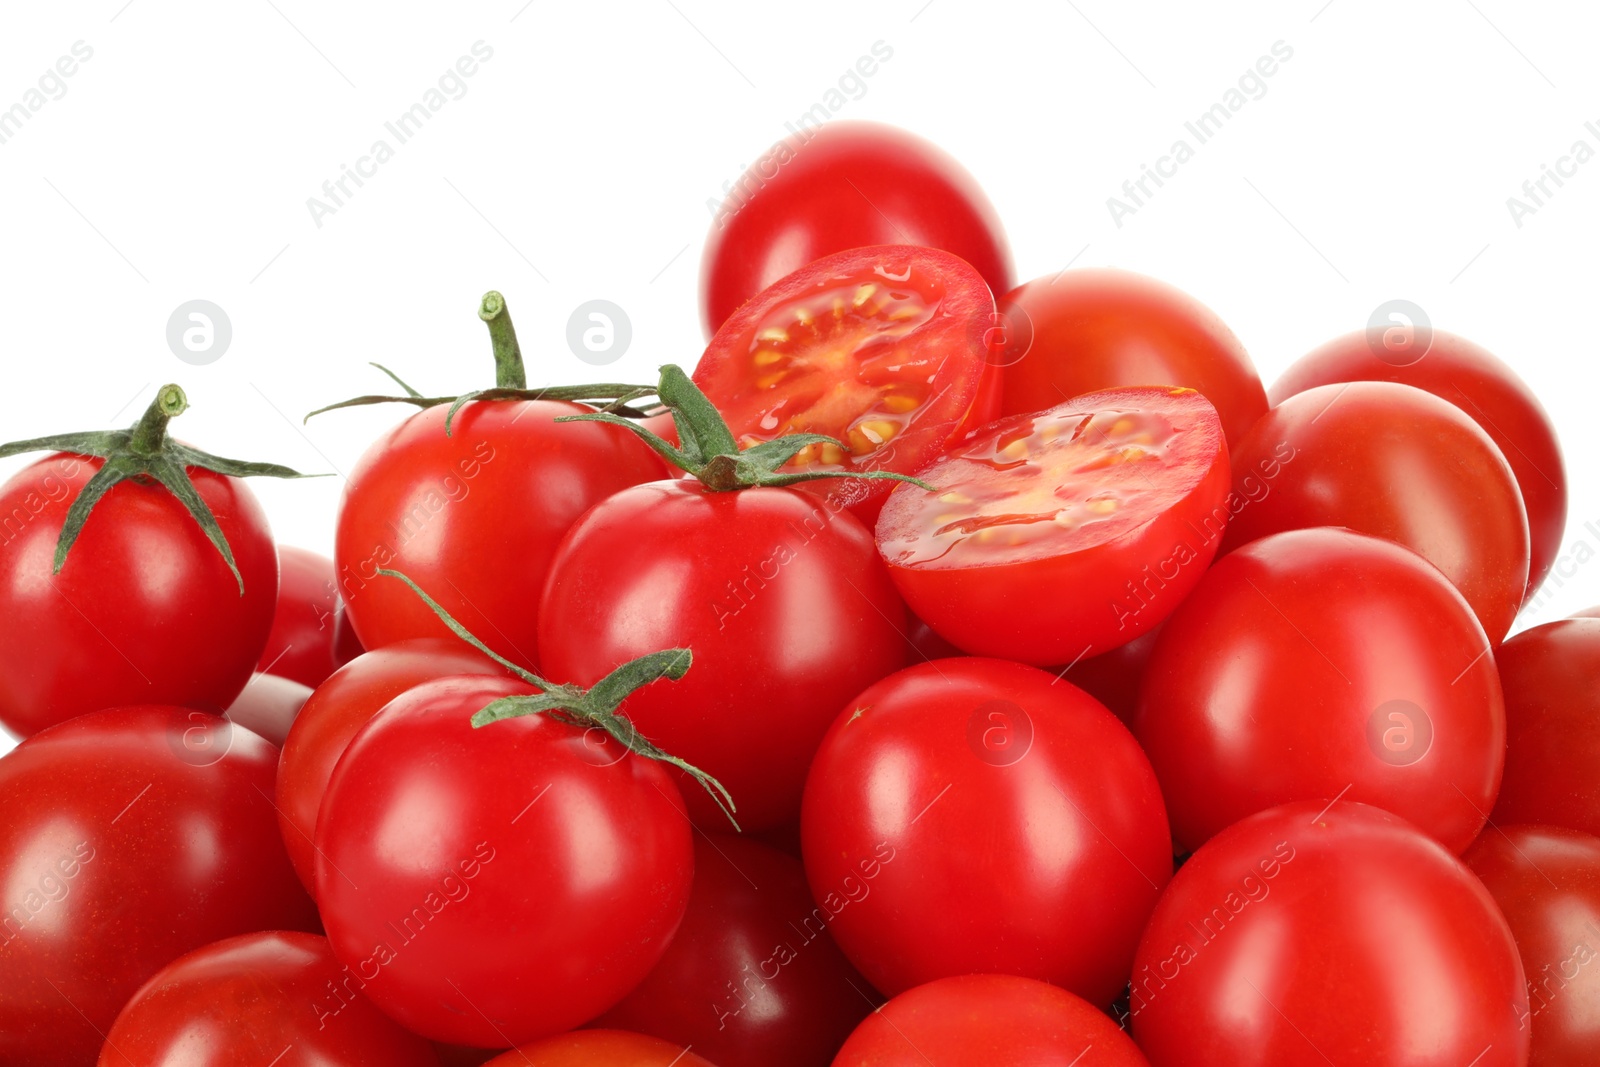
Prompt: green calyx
<box><xmin>304</xmin><ymin>290</ymin><xmax>663</xmax><ymax>435</ymax></box>
<box><xmin>376</xmin><ymin>568</ymin><xmax>738</xmax><ymax>829</ymax></box>
<box><xmin>0</xmin><ymin>383</ymin><xmax>320</xmax><ymax>593</ymax></box>
<box><xmin>558</xmin><ymin>364</ymin><xmax>939</xmax><ymax>494</ymax></box>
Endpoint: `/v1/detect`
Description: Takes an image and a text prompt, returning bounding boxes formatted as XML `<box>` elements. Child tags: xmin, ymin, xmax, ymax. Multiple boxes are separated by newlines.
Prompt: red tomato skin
<box><xmin>258</xmin><ymin>545</ymin><xmax>345</xmax><ymax>687</ymax></box>
<box><xmin>97</xmin><ymin>931</ymin><xmax>439</xmax><ymax>1066</ymax></box>
<box><xmin>335</xmin><ymin>400</ymin><xmax>665</xmax><ymax>671</ymax></box>
<box><xmin>1221</xmin><ymin>380</ymin><xmax>1529</xmax><ymax>644</ymax></box>
<box><xmin>1134</xmin><ymin>528</ymin><xmax>1504</xmax><ymax>855</ymax></box>
<box><xmin>1131</xmin><ymin>801</ymin><xmax>1529</xmax><ymax>1067</ymax></box>
<box><xmin>834</xmin><ymin>973</ymin><xmax>1150</xmax><ymax>1066</ymax></box>
<box><xmin>0</xmin><ymin>706</ymin><xmax>318</xmax><ymax>1067</ymax></box>
<box><xmin>1057</xmin><ymin>624</ymin><xmax>1162</xmax><ymax>725</ymax></box>
<box><xmin>801</xmin><ymin>658</ymin><xmax>1172</xmax><ymax>1006</ymax></box>
<box><xmin>1491</xmin><ymin>619</ymin><xmax>1600</xmax><ymax>836</ymax></box>
<box><xmin>998</xmin><ymin>270</ymin><xmax>1267</xmax><ymax>445</ymax></box>
<box><xmin>485</xmin><ymin>1031</ymin><xmax>717</xmax><ymax>1067</ymax></box>
<box><xmin>539</xmin><ymin>480</ymin><xmax>908</xmax><ymax>831</ymax></box>
<box><xmin>0</xmin><ymin>454</ymin><xmax>278</xmax><ymax>738</ymax></box>
<box><xmin>315</xmin><ymin>675</ymin><xmax>694</xmax><ymax>1047</ymax></box>
<box><xmin>598</xmin><ymin>834</ymin><xmax>874</xmax><ymax>1066</ymax></box>
<box><xmin>700</xmin><ymin>120</ymin><xmax>1012</xmax><ymax>338</ymax></box>
<box><xmin>1272</xmin><ymin>329</ymin><xmax>1566</xmax><ymax>602</ymax></box>
<box><xmin>1464</xmin><ymin>824</ymin><xmax>1600</xmax><ymax>1066</ymax></box>
<box><xmin>225</xmin><ymin>672</ymin><xmax>310</xmax><ymax>747</ymax></box>
<box><xmin>275</xmin><ymin>639</ymin><xmax>507</xmax><ymax>893</ymax></box>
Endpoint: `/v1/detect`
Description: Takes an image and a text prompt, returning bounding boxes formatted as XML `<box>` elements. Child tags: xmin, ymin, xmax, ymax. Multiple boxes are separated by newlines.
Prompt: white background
<box><xmin>1</xmin><ymin>1</ymin><xmax>1597</xmax><ymax>749</ymax></box>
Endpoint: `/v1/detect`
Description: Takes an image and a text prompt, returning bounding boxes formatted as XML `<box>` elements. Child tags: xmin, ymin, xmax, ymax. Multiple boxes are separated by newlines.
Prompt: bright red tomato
<box><xmin>0</xmin><ymin>706</ymin><xmax>318</xmax><ymax>1067</ymax></box>
<box><xmin>275</xmin><ymin>638</ymin><xmax>506</xmax><ymax>892</ymax></box>
<box><xmin>801</xmin><ymin>658</ymin><xmax>1171</xmax><ymax>1006</ymax></box>
<box><xmin>485</xmin><ymin>1031</ymin><xmax>717</xmax><ymax>1067</ymax></box>
<box><xmin>1058</xmin><ymin>624</ymin><xmax>1162</xmax><ymax>725</ymax></box>
<box><xmin>1272</xmin><ymin>329</ymin><xmax>1566</xmax><ymax>602</ymax></box>
<box><xmin>1134</xmin><ymin>528</ymin><xmax>1504</xmax><ymax>855</ymax></box>
<box><xmin>539</xmin><ymin>479</ymin><xmax>907</xmax><ymax>830</ymax></box>
<box><xmin>700</xmin><ymin>120</ymin><xmax>1012</xmax><ymax>338</ymax></box>
<box><xmin>1221</xmin><ymin>380</ymin><xmax>1529</xmax><ymax>643</ymax></box>
<box><xmin>258</xmin><ymin>545</ymin><xmax>352</xmax><ymax>687</ymax></box>
<box><xmin>875</xmin><ymin>387</ymin><xmax>1230</xmax><ymax>665</ymax></box>
<box><xmin>0</xmin><ymin>454</ymin><xmax>277</xmax><ymax>737</ymax></box>
<box><xmin>996</xmin><ymin>270</ymin><xmax>1267</xmax><ymax>445</ymax></box>
<box><xmin>315</xmin><ymin>675</ymin><xmax>694</xmax><ymax>1046</ymax></box>
<box><xmin>225</xmin><ymin>672</ymin><xmax>310</xmax><ymax>747</ymax></box>
<box><xmin>598</xmin><ymin>834</ymin><xmax>873</xmax><ymax>1066</ymax></box>
<box><xmin>1464</xmin><ymin>824</ymin><xmax>1600</xmax><ymax>1066</ymax></box>
<box><xmin>1131</xmin><ymin>800</ymin><xmax>1529</xmax><ymax>1066</ymax></box>
<box><xmin>693</xmin><ymin>245</ymin><xmax>999</xmax><ymax>522</ymax></box>
<box><xmin>1491</xmin><ymin>619</ymin><xmax>1600</xmax><ymax>835</ymax></box>
<box><xmin>834</xmin><ymin>973</ymin><xmax>1150</xmax><ymax>1066</ymax></box>
<box><xmin>98</xmin><ymin>931</ymin><xmax>437</xmax><ymax>1066</ymax></box>
<box><xmin>336</xmin><ymin>400</ymin><xmax>664</xmax><ymax>670</ymax></box>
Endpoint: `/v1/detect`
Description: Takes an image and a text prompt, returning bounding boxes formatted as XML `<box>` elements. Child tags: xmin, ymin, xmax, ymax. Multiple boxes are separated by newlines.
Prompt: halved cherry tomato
<box><xmin>875</xmin><ymin>386</ymin><xmax>1230</xmax><ymax>665</ymax></box>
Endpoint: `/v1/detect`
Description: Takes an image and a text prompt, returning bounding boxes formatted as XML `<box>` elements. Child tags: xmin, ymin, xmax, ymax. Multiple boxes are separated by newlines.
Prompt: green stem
<box><xmin>478</xmin><ymin>291</ymin><xmax>527</xmax><ymax>391</ymax></box>
<box><xmin>127</xmin><ymin>384</ymin><xmax>189</xmax><ymax>454</ymax></box>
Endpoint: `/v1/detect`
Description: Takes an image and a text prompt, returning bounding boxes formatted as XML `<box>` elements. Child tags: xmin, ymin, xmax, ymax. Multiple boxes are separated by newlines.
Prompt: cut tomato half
<box><xmin>692</xmin><ymin>245</ymin><xmax>998</xmax><ymax>519</ymax></box>
<box><xmin>875</xmin><ymin>386</ymin><xmax>1231</xmax><ymax>665</ymax></box>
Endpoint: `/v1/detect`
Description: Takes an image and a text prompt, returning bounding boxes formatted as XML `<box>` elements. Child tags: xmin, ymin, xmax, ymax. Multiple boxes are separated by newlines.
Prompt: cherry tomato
<box><xmin>876</xmin><ymin>387</ymin><xmax>1230</xmax><ymax>665</ymax></box>
<box><xmin>315</xmin><ymin>675</ymin><xmax>694</xmax><ymax>1047</ymax></box>
<box><xmin>801</xmin><ymin>658</ymin><xmax>1171</xmax><ymax>1006</ymax></box>
<box><xmin>693</xmin><ymin>245</ymin><xmax>998</xmax><ymax>522</ymax></box>
<box><xmin>539</xmin><ymin>479</ymin><xmax>907</xmax><ymax>830</ymax></box>
<box><xmin>1491</xmin><ymin>619</ymin><xmax>1600</xmax><ymax>836</ymax></box>
<box><xmin>336</xmin><ymin>400</ymin><xmax>664</xmax><ymax>670</ymax></box>
<box><xmin>0</xmin><ymin>454</ymin><xmax>277</xmax><ymax>737</ymax></box>
<box><xmin>1056</xmin><ymin>624</ymin><xmax>1161</xmax><ymax>725</ymax></box>
<box><xmin>1272</xmin><ymin>329</ymin><xmax>1566</xmax><ymax>602</ymax></box>
<box><xmin>485</xmin><ymin>1031</ymin><xmax>717</xmax><ymax>1067</ymax></box>
<box><xmin>0</xmin><ymin>706</ymin><xmax>318</xmax><ymax>1067</ymax></box>
<box><xmin>997</xmin><ymin>270</ymin><xmax>1267</xmax><ymax>446</ymax></box>
<box><xmin>700</xmin><ymin>120</ymin><xmax>1012</xmax><ymax>338</ymax></box>
<box><xmin>834</xmin><ymin>973</ymin><xmax>1150</xmax><ymax>1066</ymax></box>
<box><xmin>1134</xmin><ymin>528</ymin><xmax>1504</xmax><ymax>855</ymax></box>
<box><xmin>258</xmin><ymin>545</ymin><xmax>350</xmax><ymax>687</ymax></box>
<box><xmin>275</xmin><ymin>638</ymin><xmax>506</xmax><ymax>892</ymax></box>
<box><xmin>1464</xmin><ymin>824</ymin><xmax>1600</xmax><ymax>1066</ymax></box>
<box><xmin>98</xmin><ymin>931</ymin><xmax>437</xmax><ymax>1066</ymax></box>
<box><xmin>598</xmin><ymin>834</ymin><xmax>872</xmax><ymax>1066</ymax></box>
<box><xmin>225</xmin><ymin>672</ymin><xmax>310</xmax><ymax>747</ymax></box>
<box><xmin>1131</xmin><ymin>800</ymin><xmax>1529</xmax><ymax>1066</ymax></box>
<box><xmin>1221</xmin><ymin>380</ymin><xmax>1529</xmax><ymax>643</ymax></box>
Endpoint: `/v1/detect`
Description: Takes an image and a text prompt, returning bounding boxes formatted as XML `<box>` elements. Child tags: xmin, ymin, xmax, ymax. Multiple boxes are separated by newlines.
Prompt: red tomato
<box><xmin>1056</xmin><ymin>624</ymin><xmax>1162</xmax><ymax>725</ymax></box>
<box><xmin>98</xmin><ymin>931</ymin><xmax>437</xmax><ymax>1066</ymax></box>
<box><xmin>801</xmin><ymin>658</ymin><xmax>1171</xmax><ymax>1006</ymax></box>
<box><xmin>834</xmin><ymin>973</ymin><xmax>1150</xmax><ymax>1066</ymax></box>
<box><xmin>0</xmin><ymin>706</ymin><xmax>317</xmax><ymax>1066</ymax></box>
<box><xmin>336</xmin><ymin>400</ymin><xmax>664</xmax><ymax>670</ymax></box>
<box><xmin>485</xmin><ymin>1031</ymin><xmax>717</xmax><ymax>1067</ymax></box>
<box><xmin>1221</xmin><ymin>380</ymin><xmax>1529</xmax><ymax>643</ymax></box>
<box><xmin>1464</xmin><ymin>824</ymin><xmax>1600</xmax><ymax>1066</ymax></box>
<box><xmin>693</xmin><ymin>245</ymin><xmax>998</xmax><ymax>522</ymax></box>
<box><xmin>997</xmin><ymin>270</ymin><xmax>1267</xmax><ymax>445</ymax></box>
<box><xmin>1272</xmin><ymin>329</ymin><xmax>1566</xmax><ymax>601</ymax></box>
<box><xmin>315</xmin><ymin>675</ymin><xmax>694</xmax><ymax>1046</ymax></box>
<box><xmin>1131</xmin><ymin>800</ymin><xmax>1528</xmax><ymax>1066</ymax></box>
<box><xmin>0</xmin><ymin>454</ymin><xmax>277</xmax><ymax>737</ymax></box>
<box><xmin>1491</xmin><ymin>619</ymin><xmax>1600</xmax><ymax>835</ymax></box>
<box><xmin>598</xmin><ymin>834</ymin><xmax>873</xmax><ymax>1066</ymax></box>
<box><xmin>539</xmin><ymin>479</ymin><xmax>907</xmax><ymax>830</ymax></box>
<box><xmin>258</xmin><ymin>545</ymin><xmax>349</xmax><ymax>687</ymax></box>
<box><xmin>225</xmin><ymin>672</ymin><xmax>310</xmax><ymax>747</ymax></box>
<box><xmin>875</xmin><ymin>387</ymin><xmax>1230</xmax><ymax>665</ymax></box>
<box><xmin>1134</xmin><ymin>528</ymin><xmax>1504</xmax><ymax>855</ymax></box>
<box><xmin>275</xmin><ymin>638</ymin><xmax>506</xmax><ymax>892</ymax></box>
<box><xmin>700</xmin><ymin>120</ymin><xmax>1012</xmax><ymax>338</ymax></box>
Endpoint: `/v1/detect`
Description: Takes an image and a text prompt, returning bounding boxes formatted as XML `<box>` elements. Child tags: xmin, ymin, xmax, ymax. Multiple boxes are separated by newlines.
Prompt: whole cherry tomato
<box><xmin>1131</xmin><ymin>801</ymin><xmax>1529</xmax><ymax>1066</ymax></box>
<box><xmin>996</xmin><ymin>269</ymin><xmax>1267</xmax><ymax>445</ymax></box>
<box><xmin>98</xmin><ymin>932</ymin><xmax>438</xmax><ymax>1066</ymax></box>
<box><xmin>1057</xmin><ymin>624</ymin><xmax>1162</xmax><ymax>725</ymax></box>
<box><xmin>258</xmin><ymin>545</ymin><xmax>352</xmax><ymax>687</ymax></box>
<box><xmin>834</xmin><ymin>973</ymin><xmax>1150</xmax><ymax>1066</ymax></box>
<box><xmin>802</xmin><ymin>658</ymin><xmax>1171</xmax><ymax>1007</ymax></box>
<box><xmin>1134</xmin><ymin>528</ymin><xmax>1504</xmax><ymax>855</ymax></box>
<box><xmin>225</xmin><ymin>672</ymin><xmax>310</xmax><ymax>747</ymax></box>
<box><xmin>0</xmin><ymin>706</ymin><xmax>318</xmax><ymax>1067</ymax></box>
<box><xmin>700</xmin><ymin>120</ymin><xmax>1012</xmax><ymax>338</ymax></box>
<box><xmin>1272</xmin><ymin>328</ymin><xmax>1566</xmax><ymax>601</ymax></box>
<box><xmin>485</xmin><ymin>1031</ymin><xmax>717</xmax><ymax>1066</ymax></box>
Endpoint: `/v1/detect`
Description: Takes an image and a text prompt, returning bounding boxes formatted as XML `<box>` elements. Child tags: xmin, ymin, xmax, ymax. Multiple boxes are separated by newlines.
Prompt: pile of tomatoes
<box><xmin>0</xmin><ymin>121</ymin><xmax>1592</xmax><ymax>1067</ymax></box>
